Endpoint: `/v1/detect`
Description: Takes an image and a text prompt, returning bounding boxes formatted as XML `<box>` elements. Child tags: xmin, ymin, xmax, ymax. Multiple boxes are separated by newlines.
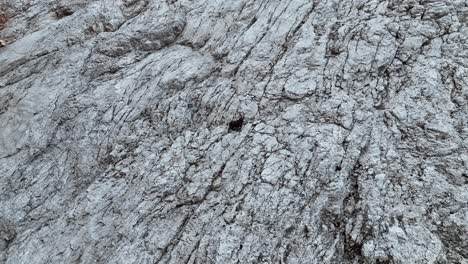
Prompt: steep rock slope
<box><xmin>0</xmin><ymin>0</ymin><xmax>467</xmax><ymax>263</ymax></box>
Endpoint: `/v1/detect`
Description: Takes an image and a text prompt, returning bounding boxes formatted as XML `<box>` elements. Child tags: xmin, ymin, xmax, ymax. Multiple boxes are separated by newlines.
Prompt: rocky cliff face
<box><xmin>1</xmin><ymin>0</ymin><xmax>467</xmax><ymax>263</ymax></box>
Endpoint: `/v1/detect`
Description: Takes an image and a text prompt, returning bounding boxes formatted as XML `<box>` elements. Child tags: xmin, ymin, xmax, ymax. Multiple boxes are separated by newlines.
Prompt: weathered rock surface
<box><xmin>1</xmin><ymin>0</ymin><xmax>467</xmax><ymax>263</ymax></box>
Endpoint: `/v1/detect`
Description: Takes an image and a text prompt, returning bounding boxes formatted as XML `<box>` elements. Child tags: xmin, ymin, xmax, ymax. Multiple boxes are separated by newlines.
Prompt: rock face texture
<box><xmin>1</xmin><ymin>0</ymin><xmax>468</xmax><ymax>263</ymax></box>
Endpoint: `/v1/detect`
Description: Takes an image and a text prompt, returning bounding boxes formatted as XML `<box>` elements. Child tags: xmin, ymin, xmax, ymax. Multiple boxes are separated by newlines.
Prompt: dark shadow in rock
<box><xmin>54</xmin><ymin>6</ymin><xmax>74</xmax><ymax>19</ymax></box>
<box><xmin>228</xmin><ymin>113</ymin><xmax>244</xmax><ymax>132</ymax></box>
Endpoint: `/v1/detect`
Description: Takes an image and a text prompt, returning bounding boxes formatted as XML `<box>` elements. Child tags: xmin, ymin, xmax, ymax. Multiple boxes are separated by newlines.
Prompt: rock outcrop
<box><xmin>1</xmin><ymin>0</ymin><xmax>467</xmax><ymax>263</ymax></box>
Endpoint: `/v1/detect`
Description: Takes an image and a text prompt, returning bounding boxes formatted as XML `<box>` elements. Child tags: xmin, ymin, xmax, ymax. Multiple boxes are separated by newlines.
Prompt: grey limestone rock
<box><xmin>0</xmin><ymin>0</ymin><xmax>467</xmax><ymax>263</ymax></box>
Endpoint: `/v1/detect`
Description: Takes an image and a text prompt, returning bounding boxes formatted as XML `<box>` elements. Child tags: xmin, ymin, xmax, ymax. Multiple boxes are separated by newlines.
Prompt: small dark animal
<box><xmin>228</xmin><ymin>113</ymin><xmax>244</xmax><ymax>132</ymax></box>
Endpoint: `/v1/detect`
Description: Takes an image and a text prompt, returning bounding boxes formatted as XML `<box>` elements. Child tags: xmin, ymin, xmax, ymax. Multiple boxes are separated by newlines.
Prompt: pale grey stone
<box><xmin>0</xmin><ymin>0</ymin><xmax>467</xmax><ymax>263</ymax></box>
